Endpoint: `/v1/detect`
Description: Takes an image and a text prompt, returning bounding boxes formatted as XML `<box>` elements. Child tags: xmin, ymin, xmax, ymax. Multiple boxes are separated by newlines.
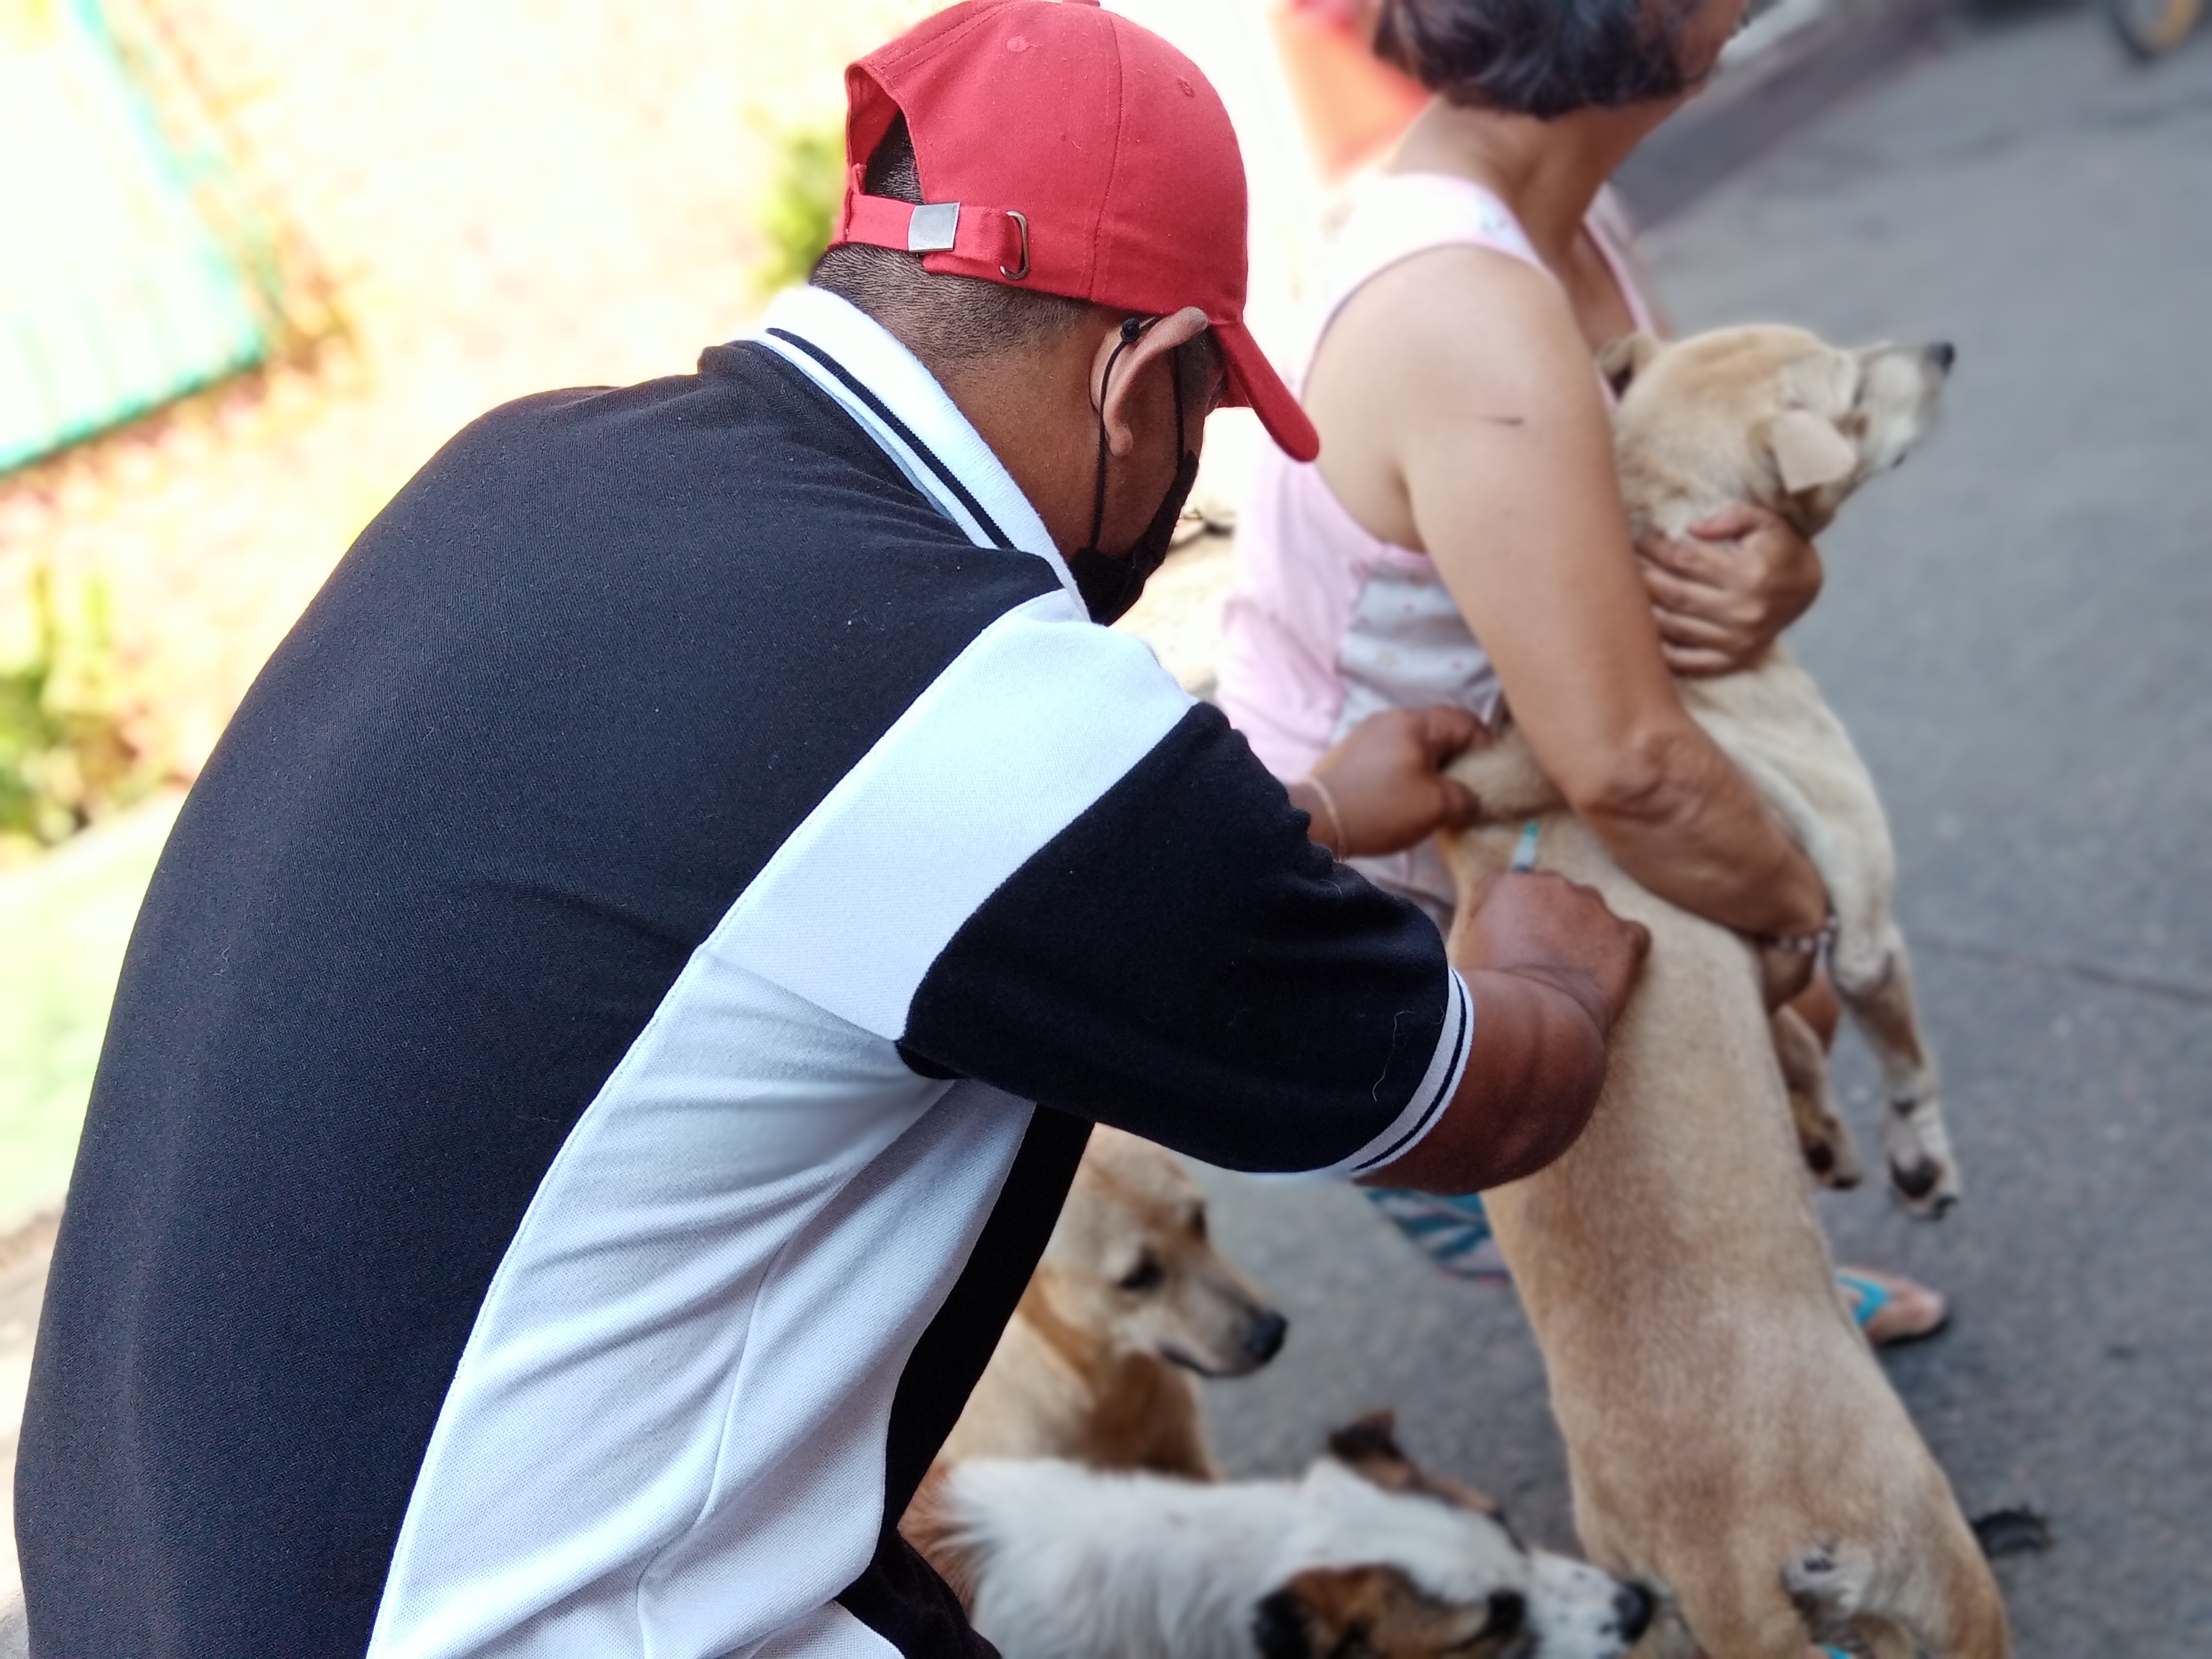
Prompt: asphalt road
<box><xmin>1190</xmin><ymin>10</ymin><xmax>2212</xmax><ymax>1656</ymax></box>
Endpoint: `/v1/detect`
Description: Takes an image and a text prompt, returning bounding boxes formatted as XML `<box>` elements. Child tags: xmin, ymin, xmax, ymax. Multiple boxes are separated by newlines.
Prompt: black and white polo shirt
<box><xmin>20</xmin><ymin>286</ymin><xmax>1471</xmax><ymax>1659</ymax></box>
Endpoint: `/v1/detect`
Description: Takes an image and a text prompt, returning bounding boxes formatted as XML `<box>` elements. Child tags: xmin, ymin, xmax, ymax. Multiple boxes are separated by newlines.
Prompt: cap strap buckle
<box><xmin>1000</xmin><ymin>210</ymin><xmax>1030</xmax><ymax>281</ymax></box>
<box><xmin>906</xmin><ymin>201</ymin><xmax>960</xmax><ymax>253</ymax></box>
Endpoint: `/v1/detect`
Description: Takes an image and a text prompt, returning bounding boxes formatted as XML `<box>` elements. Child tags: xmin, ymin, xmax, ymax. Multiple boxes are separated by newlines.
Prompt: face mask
<box><xmin>1067</xmin><ymin>318</ymin><xmax>1201</xmax><ymax>626</ymax></box>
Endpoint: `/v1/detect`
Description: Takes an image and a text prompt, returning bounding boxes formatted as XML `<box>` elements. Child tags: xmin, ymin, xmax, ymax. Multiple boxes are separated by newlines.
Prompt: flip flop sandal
<box><xmin>1363</xmin><ymin>1187</ymin><xmax>1511</xmax><ymax>1282</ymax></box>
<box><xmin>1836</xmin><ymin>1269</ymin><xmax>1948</xmax><ymax>1347</ymax></box>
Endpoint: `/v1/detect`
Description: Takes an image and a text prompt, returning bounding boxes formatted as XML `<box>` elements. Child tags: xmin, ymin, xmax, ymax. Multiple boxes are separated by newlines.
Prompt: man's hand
<box><xmin>1637</xmin><ymin>504</ymin><xmax>1822</xmax><ymax>677</ymax></box>
<box><xmin>1453</xmin><ymin>871</ymin><xmax>1650</xmax><ymax>1039</ymax></box>
<box><xmin>1292</xmin><ymin>706</ymin><xmax>1488</xmax><ymax>859</ymax></box>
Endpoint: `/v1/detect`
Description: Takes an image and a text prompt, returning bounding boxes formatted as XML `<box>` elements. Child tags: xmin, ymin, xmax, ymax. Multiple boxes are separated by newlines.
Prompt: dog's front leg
<box><xmin>1441</xmin><ymin>728</ymin><xmax>1566</xmax><ymax>823</ymax></box>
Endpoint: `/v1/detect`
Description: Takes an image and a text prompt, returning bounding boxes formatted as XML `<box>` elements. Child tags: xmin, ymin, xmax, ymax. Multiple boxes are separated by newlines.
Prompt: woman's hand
<box><xmin>1291</xmin><ymin>706</ymin><xmax>1489</xmax><ymax>859</ymax></box>
<box><xmin>1637</xmin><ymin>504</ymin><xmax>1823</xmax><ymax>676</ymax></box>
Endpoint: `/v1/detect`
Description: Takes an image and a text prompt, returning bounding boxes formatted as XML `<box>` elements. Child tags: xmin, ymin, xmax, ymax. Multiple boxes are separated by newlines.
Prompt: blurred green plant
<box><xmin>756</xmin><ymin>124</ymin><xmax>846</xmax><ymax>295</ymax></box>
<box><xmin>0</xmin><ymin>564</ymin><xmax>160</xmax><ymax>858</ymax></box>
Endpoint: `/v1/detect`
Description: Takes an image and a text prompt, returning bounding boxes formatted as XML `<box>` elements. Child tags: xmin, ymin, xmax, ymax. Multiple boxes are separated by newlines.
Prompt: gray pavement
<box><xmin>1192</xmin><ymin>10</ymin><xmax>2212</xmax><ymax>1656</ymax></box>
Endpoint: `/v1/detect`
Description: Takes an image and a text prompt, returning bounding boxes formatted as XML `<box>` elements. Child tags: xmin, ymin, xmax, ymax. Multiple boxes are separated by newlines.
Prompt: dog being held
<box><xmin>1466</xmin><ymin>323</ymin><xmax>1961</xmax><ymax>1212</ymax></box>
<box><xmin>908</xmin><ymin>1413</ymin><xmax>1654</xmax><ymax>1659</ymax></box>
<box><xmin>1441</xmin><ymin>326</ymin><xmax>2006</xmax><ymax>1656</ymax></box>
<box><xmin>935</xmin><ymin>1124</ymin><xmax>1286</xmax><ymax>1479</ymax></box>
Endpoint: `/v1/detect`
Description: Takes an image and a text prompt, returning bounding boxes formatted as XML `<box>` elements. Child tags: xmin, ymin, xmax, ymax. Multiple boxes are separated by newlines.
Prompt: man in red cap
<box><xmin>18</xmin><ymin>4</ymin><xmax>1644</xmax><ymax>1656</ymax></box>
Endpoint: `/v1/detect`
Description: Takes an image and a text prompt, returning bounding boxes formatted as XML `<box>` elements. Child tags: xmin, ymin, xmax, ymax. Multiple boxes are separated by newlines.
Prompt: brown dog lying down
<box><xmin>1441</xmin><ymin>327</ymin><xmax>2005</xmax><ymax>1656</ymax></box>
<box><xmin>907</xmin><ymin>1414</ymin><xmax>1656</xmax><ymax>1659</ymax></box>
<box><xmin>933</xmin><ymin>1125</ymin><xmax>1286</xmax><ymax>1479</ymax></box>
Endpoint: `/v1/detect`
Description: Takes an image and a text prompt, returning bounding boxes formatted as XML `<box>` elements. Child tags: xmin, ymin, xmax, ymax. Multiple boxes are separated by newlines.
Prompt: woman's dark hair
<box><xmin>1372</xmin><ymin>0</ymin><xmax>1701</xmax><ymax>120</ymax></box>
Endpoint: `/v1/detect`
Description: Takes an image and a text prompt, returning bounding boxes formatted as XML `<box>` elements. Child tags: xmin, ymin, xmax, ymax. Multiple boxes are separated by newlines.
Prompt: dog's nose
<box><xmin>1927</xmin><ymin>340</ymin><xmax>1957</xmax><ymax>373</ymax></box>
<box><xmin>1484</xmin><ymin>1591</ymin><xmax>1526</xmax><ymax>1638</ymax></box>
<box><xmin>1244</xmin><ymin>1309</ymin><xmax>1288</xmax><ymax>1364</ymax></box>
<box><xmin>1612</xmin><ymin>1583</ymin><xmax>1656</xmax><ymax>1645</ymax></box>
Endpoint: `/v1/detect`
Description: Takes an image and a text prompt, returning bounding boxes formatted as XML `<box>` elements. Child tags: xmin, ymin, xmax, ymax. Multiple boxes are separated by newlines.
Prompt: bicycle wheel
<box><xmin>2105</xmin><ymin>0</ymin><xmax>2203</xmax><ymax>59</ymax></box>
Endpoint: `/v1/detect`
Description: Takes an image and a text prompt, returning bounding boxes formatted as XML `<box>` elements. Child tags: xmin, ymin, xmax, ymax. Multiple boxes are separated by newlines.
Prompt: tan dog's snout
<box><xmin>1107</xmin><ymin>1214</ymin><xmax>1287</xmax><ymax>1378</ymax></box>
<box><xmin>1043</xmin><ymin>1126</ymin><xmax>1288</xmax><ymax>1379</ymax></box>
<box><xmin>1604</xmin><ymin>325</ymin><xmax>1954</xmax><ymax>538</ymax></box>
<box><xmin>1847</xmin><ymin>337</ymin><xmax>1954</xmax><ymax>477</ymax></box>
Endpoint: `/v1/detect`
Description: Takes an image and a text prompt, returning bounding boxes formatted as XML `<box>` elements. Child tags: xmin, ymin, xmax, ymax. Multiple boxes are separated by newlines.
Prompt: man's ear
<box><xmin>1765</xmin><ymin>409</ymin><xmax>1859</xmax><ymax>494</ymax></box>
<box><xmin>1095</xmin><ymin>305</ymin><xmax>1211</xmax><ymax>457</ymax></box>
<box><xmin>1597</xmin><ymin>331</ymin><xmax>1662</xmax><ymax>400</ymax></box>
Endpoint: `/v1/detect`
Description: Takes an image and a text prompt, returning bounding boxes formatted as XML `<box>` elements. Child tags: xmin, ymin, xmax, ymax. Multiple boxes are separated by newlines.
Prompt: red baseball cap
<box><xmin>830</xmin><ymin>0</ymin><xmax>1320</xmax><ymax>463</ymax></box>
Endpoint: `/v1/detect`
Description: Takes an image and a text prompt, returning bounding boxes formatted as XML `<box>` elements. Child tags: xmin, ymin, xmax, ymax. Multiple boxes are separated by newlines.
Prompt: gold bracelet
<box><xmin>1307</xmin><ymin>774</ymin><xmax>1348</xmax><ymax>857</ymax></box>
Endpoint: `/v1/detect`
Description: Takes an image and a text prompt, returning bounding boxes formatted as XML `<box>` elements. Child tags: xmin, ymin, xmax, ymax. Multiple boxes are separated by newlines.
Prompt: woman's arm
<box><xmin>1305</xmin><ymin>247</ymin><xmax>1827</xmax><ymax>941</ymax></box>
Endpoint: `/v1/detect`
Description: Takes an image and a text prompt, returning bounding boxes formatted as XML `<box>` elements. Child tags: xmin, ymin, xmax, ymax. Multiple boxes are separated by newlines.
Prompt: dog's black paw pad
<box><xmin>1889</xmin><ymin>1159</ymin><xmax>1942</xmax><ymax>1200</ymax></box>
<box><xmin>1971</xmin><ymin>1507</ymin><xmax>2053</xmax><ymax>1559</ymax></box>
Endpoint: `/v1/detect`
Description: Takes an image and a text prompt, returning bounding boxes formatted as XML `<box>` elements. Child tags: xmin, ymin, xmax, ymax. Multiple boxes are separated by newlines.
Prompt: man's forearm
<box><xmin>1359</xmin><ymin>968</ymin><xmax>1609</xmax><ymax>1195</ymax></box>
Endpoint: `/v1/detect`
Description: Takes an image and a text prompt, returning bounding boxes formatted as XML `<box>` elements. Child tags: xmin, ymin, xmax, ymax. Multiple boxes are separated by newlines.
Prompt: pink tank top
<box><xmin>1216</xmin><ymin>173</ymin><xmax>1656</xmax><ymax>781</ymax></box>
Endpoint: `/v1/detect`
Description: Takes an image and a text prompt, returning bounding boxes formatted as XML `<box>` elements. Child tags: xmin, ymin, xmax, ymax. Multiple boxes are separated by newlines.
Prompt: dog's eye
<box><xmin>1189</xmin><ymin>1208</ymin><xmax>1209</xmax><ymax>1243</ymax></box>
<box><xmin>1119</xmin><ymin>1255</ymin><xmax>1166</xmax><ymax>1292</ymax></box>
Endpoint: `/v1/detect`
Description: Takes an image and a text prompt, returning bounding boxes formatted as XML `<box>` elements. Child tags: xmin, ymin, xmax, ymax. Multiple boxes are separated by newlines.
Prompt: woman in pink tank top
<box><xmin>1220</xmin><ymin>0</ymin><xmax>1946</xmax><ymax>1344</ymax></box>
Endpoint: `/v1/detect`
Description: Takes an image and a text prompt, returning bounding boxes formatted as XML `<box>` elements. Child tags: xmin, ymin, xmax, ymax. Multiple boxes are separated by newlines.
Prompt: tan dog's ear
<box><xmin>1765</xmin><ymin>409</ymin><xmax>1859</xmax><ymax>494</ymax></box>
<box><xmin>1597</xmin><ymin>332</ymin><xmax>1662</xmax><ymax>400</ymax></box>
<box><xmin>1327</xmin><ymin>1412</ymin><xmax>1502</xmax><ymax>1516</ymax></box>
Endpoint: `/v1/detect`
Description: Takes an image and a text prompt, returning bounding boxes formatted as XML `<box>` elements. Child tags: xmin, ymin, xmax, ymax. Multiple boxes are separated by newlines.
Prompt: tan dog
<box><xmin>935</xmin><ymin>1125</ymin><xmax>1286</xmax><ymax>1480</ymax></box>
<box><xmin>1467</xmin><ymin>324</ymin><xmax>1961</xmax><ymax>1212</ymax></box>
<box><xmin>1440</xmin><ymin>327</ymin><xmax>2007</xmax><ymax>1656</ymax></box>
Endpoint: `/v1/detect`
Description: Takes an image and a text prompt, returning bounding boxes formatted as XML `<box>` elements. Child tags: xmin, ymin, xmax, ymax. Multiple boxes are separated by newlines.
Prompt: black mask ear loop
<box><xmin>1082</xmin><ymin>315</ymin><xmax>1149</xmax><ymax>557</ymax></box>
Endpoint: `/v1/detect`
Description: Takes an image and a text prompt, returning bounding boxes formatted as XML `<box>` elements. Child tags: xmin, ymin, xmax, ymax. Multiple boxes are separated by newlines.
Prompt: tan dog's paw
<box><xmin>1772</xmin><ymin>1008</ymin><xmax>1862</xmax><ymax>1189</ymax></box>
<box><xmin>1881</xmin><ymin>1092</ymin><xmax>1961</xmax><ymax>1219</ymax></box>
<box><xmin>1791</xmin><ymin>1086</ymin><xmax>1864</xmax><ymax>1191</ymax></box>
<box><xmin>1782</xmin><ymin>1540</ymin><xmax>1874</xmax><ymax>1647</ymax></box>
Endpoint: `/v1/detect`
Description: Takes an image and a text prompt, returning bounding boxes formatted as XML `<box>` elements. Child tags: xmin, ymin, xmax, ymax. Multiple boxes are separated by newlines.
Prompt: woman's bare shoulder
<box><xmin>1320</xmin><ymin>244</ymin><xmax>1603</xmax><ymax>422</ymax></box>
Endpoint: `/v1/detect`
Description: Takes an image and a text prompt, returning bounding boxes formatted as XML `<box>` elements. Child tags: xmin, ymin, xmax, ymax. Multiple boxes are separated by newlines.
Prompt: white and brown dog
<box><xmin>1441</xmin><ymin>326</ymin><xmax>2005</xmax><ymax>1656</ymax></box>
<box><xmin>909</xmin><ymin>1414</ymin><xmax>1655</xmax><ymax>1659</ymax></box>
<box><xmin>935</xmin><ymin>1125</ymin><xmax>1286</xmax><ymax>1479</ymax></box>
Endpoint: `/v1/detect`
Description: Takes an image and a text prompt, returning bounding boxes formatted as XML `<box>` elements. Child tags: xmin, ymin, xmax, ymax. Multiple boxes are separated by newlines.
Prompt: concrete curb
<box><xmin>1618</xmin><ymin>0</ymin><xmax>1954</xmax><ymax>226</ymax></box>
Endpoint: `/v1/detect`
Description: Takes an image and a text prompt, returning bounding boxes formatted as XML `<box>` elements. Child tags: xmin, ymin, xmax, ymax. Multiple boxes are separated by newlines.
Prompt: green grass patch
<box><xmin>0</xmin><ymin>791</ymin><xmax>180</xmax><ymax>1231</ymax></box>
<box><xmin>756</xmin><ymin>124</ymin><xmax>845</xmax><ymax>295</ymax></box>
